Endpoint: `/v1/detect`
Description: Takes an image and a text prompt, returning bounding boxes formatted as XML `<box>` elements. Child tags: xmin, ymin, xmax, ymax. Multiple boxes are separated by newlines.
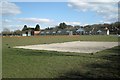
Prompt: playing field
<box><xmin>2</xmin><ymin>35</ymin><xmax>120</xmax><ymax>78</ymax></box>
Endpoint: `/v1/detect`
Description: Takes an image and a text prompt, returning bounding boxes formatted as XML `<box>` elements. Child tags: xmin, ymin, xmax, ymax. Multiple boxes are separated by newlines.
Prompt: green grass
<box><xmin>2</xmin><ymin>35</ymin><xmax>120</xmax><ymax>78</ymax></box>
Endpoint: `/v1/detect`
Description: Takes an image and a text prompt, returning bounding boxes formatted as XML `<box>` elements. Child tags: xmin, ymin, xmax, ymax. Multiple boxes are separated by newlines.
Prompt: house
<box><xmin>22</xmin><ymin>28</ymin><xmax>34</xmax><ymax>36</ymax></box>
<box><xmin>40</xmin><ymin>28</ymin><xmax>76</xmax><ymax>35</ymax></box>
<box><xmin>34</xmin><ymin>31</ymin><xmax>40</xmax><ymax>35</ymax></box>
<box><xmin>76</xmin><ymin>28</ymin><xmax>85</xmax><ymax>35</ymax></box>
<box><xmin>21</xmin><ymin>24</ymin><xmax>40</xmax><ymax>36</ymax></box>
<box><xmin>76</xmin><ymin>26</ymin><xmax>110</xmax><ymax>35</ymax></box>
<box><xmin>56</xmin><ymin>29</ymin><xmax>76</xmax><ymax>35</ymax></box>
<box><xmin>97</xmin><ymin>30</ymin><xmax>102</xmax><ymax>35</ymax></box>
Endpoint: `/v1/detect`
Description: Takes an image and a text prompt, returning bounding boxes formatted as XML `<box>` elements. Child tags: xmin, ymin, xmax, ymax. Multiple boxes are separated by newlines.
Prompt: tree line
<box><xmin>2</xmin><ymin>24</ymin><xmax>40</xmax><ymax>36</ymax></box>
<box><xmin>1</xmin><ymin>21</ymin><xmax>120</xmax><ymax>36</ymax></box>
<box><xmin>45</xmin><ymin>22</ymin><xmax>120</xmax><ymax>35</ymax></box>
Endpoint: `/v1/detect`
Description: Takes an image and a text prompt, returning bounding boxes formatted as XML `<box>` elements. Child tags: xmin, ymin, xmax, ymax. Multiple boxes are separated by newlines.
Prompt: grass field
<box><xmin>2</xmin><ymin>35</ymin><xmax>120</xmax><ymax>78</ymax></box>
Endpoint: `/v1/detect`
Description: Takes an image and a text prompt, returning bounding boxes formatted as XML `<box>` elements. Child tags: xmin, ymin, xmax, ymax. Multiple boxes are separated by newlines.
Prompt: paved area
<box><xmin>14</xmin><ymin>41</ymin><xmax>118</xmax><ymax>53</ymax></box>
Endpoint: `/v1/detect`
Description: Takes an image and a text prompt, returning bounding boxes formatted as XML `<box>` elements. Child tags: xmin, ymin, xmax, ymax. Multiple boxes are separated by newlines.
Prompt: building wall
<box><xmin>22</xmin><ymin>33</ymin><xmax>27</xmax><ymax>36</ymax></box>
<box><xmin>34</xmin><ymin>31</ymin><xmax>40</xmax><ymax>35</ymax></box>
<box><xmin>107</xmin><ymin>30</ymin><xmax>109</xmax><ymax>35</ymax></box>
<box><xmin>28</xmin><ymin>32</ymin><xmax>31</xmax><ymax>36</ymax></box>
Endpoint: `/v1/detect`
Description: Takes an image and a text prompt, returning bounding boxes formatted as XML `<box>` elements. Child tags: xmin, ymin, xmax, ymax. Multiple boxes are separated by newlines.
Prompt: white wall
<box><xmin>28</xmin><ymin>32</ymin><xmax>31</xmax><ymax>36</ymax></box>
<box><xmin>107</xmin><ymin>30</ymin><xmax>109</xmax><ymax>35</ymax></box>
<box><xmin>22</xmin><ymin>33</ymin><xmax>27</xmax><ymax>36</ymax></box>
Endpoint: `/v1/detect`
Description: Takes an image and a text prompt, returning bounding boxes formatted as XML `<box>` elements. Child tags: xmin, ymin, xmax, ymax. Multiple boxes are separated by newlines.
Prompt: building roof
<box><xmin>76</xmin><ymin>28</ymin><xmax>85</xmax><ymax>32</ymax></box>
<box><xmin>97</xmin><ymin>30</ymin><xmax>102</xmax><ymax>33</ymax></box>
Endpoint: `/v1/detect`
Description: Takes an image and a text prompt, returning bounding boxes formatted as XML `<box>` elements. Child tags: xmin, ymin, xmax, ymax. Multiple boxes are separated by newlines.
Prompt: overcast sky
<box><xmin>1</xmin><ymin>0</ymin><xmax>119</xmax><ymax>32</ymax></box>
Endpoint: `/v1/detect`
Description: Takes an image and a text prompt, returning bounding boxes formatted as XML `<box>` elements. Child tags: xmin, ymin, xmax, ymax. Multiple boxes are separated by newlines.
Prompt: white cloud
<box><xmin>2</xmin><ymin>24</ymin><xmax>24</xmax><ymax>31</ymax></box>
<box><xmin>2</xmin><ymin>19</ymin><xmax>11</xmax><ymax>23</ymax></box>
<box><xmin>82</xmin><ymin>24</ymin><xmax>89</xmax><ymax>26</ymax></box>
<box><xmin>68</xmin><ymin>0</ymin><xmax>118</xmax><ymax>2</ymax></box>
<box><xmin>0</xmin><ymin>1</ymin><xmax>21</xmax><ymax>15</ymax></box>
<box><xmin>68</xmin><ymin>0</ymin><xmax>118</xmax><ymax>22</ymax></box>
<box><xmin>56</xmin><ymin>21</ymin><xmax>81</xmax><ymax>26</ymax></box>
<box><xmin>18</xmin><ymin>18</ymin><xmax>52</xmax><ymax>24</ymax></box>
<box><xmin>65</xmin><ymin>21</ymin><xmax>81</xmax><ymax>26</ymax></box>
<box><xmin>0</xmin><ymin>1</ymin><xmax>21</xmax><ymax>32</ymax></box>
<box><xmin>9</xmin><ymin>0</ymin><xmax>68</xmax><ymax>2</ymax></box>
<box><xmin>100</xmin><ymin>20</ymin><xmax>111</xmax><ymax>24</ymax></box>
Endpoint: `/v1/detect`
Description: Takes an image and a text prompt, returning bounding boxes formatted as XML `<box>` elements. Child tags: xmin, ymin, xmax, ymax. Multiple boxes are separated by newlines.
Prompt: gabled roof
<box><xmin>97</xmin><ymin>30</ymin><xmax>102</xmax><ymax>32</ymax></box>
<box><xmin>76</xmin><ymin>28</ymin><xmax>85</xmax><ymax>32</ymax></box>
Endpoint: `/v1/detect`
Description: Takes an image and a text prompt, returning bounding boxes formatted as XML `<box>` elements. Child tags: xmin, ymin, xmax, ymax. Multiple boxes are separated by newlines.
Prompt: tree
<box><xmin>45</xmin><ymin>27</ymin><xmax>54</xmax><ymax>30</ymax></box>
<box><xmin>58</xmin><ymin>22</ymin><xmax>67</xmax><ymax>29</ymax></box>
<box><xmin>2</xmin><ymin>28</ymin><xmax>10</xmax><ymax>34</ymax></box>
<box><xmin>13</xmin><ymin>30</ymin><xmax>21</xmax><ymax>35</ymax></box>
<box><xmin>74</xmin><ymin>25</ymin><xmax>81</xmax><ymax>29</ymax></box>
<box><xmin>22</xmin><ymin>25</ymin><xmax>27</xmax><ymax>31</ymax></box>
<box><xmin>2</xmin><ymin>28</ymin><xmax>12</xmax><ymax>36</ymax></box>
<box><xmin>45</xmin><ymin>27</ymin><xmax>50</xmax><ymax>30</ymax></box>
<box><xmin>35</xmin><ymin>24</ymin><xmax>40</xmax><ymax>31</ymax></box>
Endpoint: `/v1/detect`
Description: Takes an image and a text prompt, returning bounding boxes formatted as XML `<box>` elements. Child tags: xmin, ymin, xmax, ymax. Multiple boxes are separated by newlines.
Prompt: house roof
<box><xmin>97</xmin><ymin>30</ymin><xmax>102</xmax><ymax>32</ymax></box>
<box><xmin>76</xmin><ymin>28</ymin><xmax>85</xmax><ymax>32</ymax></box>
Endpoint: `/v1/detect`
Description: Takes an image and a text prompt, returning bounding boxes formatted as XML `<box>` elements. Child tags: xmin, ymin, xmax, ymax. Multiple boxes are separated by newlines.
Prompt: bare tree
<box><xmin>2</xmin><ymin>28</ymin><xmax>11</xmax><ymax>36</ymax></box>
